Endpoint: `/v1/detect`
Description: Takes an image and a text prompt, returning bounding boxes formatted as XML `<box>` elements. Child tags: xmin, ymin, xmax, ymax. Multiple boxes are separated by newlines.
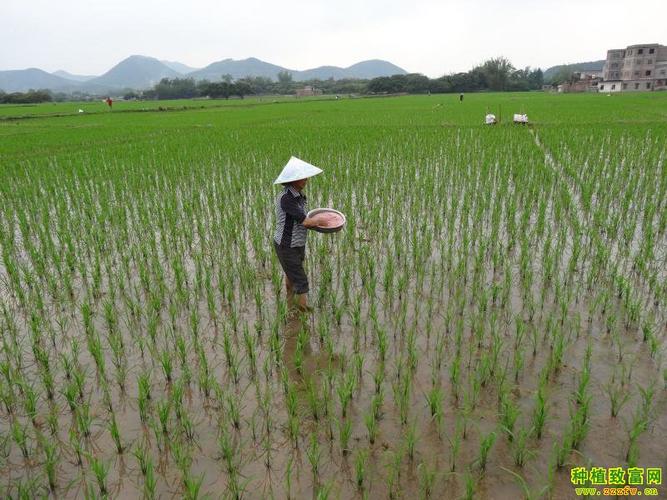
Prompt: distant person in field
<box><xmin>273</xmin><ymin>157</ymin><xmax>323</xmax><ymax>313</ymax></box>
<box><xmin>105</xmin><ymin>97</ymin><xmax>113</xmax><ymax>109</ymax></box>
<box><xmin>485</xmin><ymin>113</ymin><xmax>497</xmax><ymax>125</ymax></box>
<box><xmin>459</xmin><ymin>93</ymin><xmax>464</xmax><ymax>102</ymax></box>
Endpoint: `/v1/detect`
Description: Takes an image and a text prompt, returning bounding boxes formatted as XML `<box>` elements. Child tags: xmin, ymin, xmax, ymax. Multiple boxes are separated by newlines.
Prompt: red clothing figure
<box><xmin>106</xmin><ymin>97</ymin><xmax>113</xmax><ymax>109</ymax></box>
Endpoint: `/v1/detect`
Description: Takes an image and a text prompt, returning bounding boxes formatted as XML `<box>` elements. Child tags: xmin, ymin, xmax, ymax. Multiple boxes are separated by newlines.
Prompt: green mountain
<box><xmin>543</xmin><ymin>60</ymin><xmax>605</xmax><ymax>82</ymax></box>
<box><xmin>52</xmin><ymin>70</ymin><xmax>96</xmax><ymax>82</ymax></box>
<box><xmin>187</xmin><ymin>57</ymin><xmax>407</xmax><ymax>82</ymax></box>
<box><xmin>161</xmin><ymin>60</ymin><xmax>200</xmax><ymax>74</ymax></box>
<box><xmin>0</xmin><ymin>68</ymin><xmax>81</xmax><ymax>92</ymax></box>
<box><xmin>86</xmin><ymin>55</ymin><xmax>180</xmax><ymax>90</ymax></box>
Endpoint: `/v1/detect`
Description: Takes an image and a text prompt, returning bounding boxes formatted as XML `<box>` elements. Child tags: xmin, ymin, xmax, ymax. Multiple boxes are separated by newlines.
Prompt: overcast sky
<box><xmin>3</xmin><ymin>0</ymin><xmax>666</xmax><ymax>77</ymax></box>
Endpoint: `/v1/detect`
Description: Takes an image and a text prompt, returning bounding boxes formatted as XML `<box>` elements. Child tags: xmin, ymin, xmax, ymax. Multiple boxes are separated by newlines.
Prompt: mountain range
<box><xmin>0</xmin><ymin>55</ymin><xmax>408</xmax><ymax>93</ymax></box>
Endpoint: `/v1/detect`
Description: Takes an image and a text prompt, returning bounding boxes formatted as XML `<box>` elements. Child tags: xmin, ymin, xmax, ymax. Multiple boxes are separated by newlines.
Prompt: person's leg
<box><xmin>293</xmin><ymin>247</ymin><xmax>311</xmax><ymax>313</ymax></box>
<box><xmin>285</xmin><ymin>275</ymin><xmax>295</xmax><ymax>308</ymax></box>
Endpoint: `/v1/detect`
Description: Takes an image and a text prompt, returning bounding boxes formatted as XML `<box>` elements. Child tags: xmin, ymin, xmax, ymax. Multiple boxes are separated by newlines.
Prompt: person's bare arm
<box><xmin>302</xmin><ymin>217</ymin><xmax>317</xmax><ymax>228</ymax></box>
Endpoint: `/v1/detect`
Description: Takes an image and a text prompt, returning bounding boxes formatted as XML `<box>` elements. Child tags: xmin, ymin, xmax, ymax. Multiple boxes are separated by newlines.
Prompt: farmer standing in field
<box><xmin>105</xmin><ymin>97</ymin><xmax>113</xmax><ymax>109</ymax></box>
<box><xmin>273</xmin><ymin>157</ymin><xmax>322</xmax><ymax>312</ymax></box>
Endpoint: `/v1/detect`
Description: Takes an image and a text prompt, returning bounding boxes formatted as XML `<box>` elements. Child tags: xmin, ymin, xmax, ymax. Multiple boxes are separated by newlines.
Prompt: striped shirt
<box><xmin>274</xmin><ymin>186</ymin><xmax>308</xmax><ymax>248</ymax></box>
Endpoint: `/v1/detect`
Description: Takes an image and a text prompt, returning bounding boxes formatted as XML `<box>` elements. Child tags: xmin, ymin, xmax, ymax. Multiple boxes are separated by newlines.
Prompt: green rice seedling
<box><xmin>69</xmin><ymin>426</ymin><xmax>83</xmax><ymax>467</ymax></box>
<box><xmin>306</xmin><ymin>432</ymin><xmax>321</xmax><ymax>478</ymax></box>
<box><xmin>404</xmin><ymin>419</ymin><xmax>417</xmax><ymax>461</ymax></box>
<box><xmin>75</xmin><ymin>401</ymin><xmax>93</xmax><ymax>439</ymax></box>
<box><xmin>160</xmin><ymin>349</ymin><xmax>173</xmax><ymax>383</ymax></box>
<box><xmin>417</xmin><ymin>460</ymin><xmax>437</xmax><ymax>499</ymax></box>
<box><xmin>462</xmin><ymin>469</ymin><xmax>476</xmax><ymax>500</ymax></box>
<box><xmin>425</xmin><ymin>384</ymin><xmax>444</xmax><ymax>419</ymax></box>
<box><xmin>285</xmin><ymin>455</ymin><xmax>294</xmax><ymax>498</ymax></box>
<box><xmin>446</xmin><ymin>416</ymin><xmax>463</xmax><ymax>472</ymax></box>
<box><xmin>89</xmin><ymin>454</ymin><xmax>110</xmax><ymax>496</ymax></box>
<box><xmin>364</xmin><ymin>409</ymin><xmax>379</xmax><ymax>444</ymax></box>
<box><xmin>354</xmin><ymin>448</ymin><xmax>368</xmax><ymax>490</ymax></box>
<box><xmin>512</xmin><ymin>427</ymin><xmax>532</xmax><ymax>467</ymax></box>
<box><xmin>532</xmin><ymin>381</ymin><xmax>548</xmax><ymax>440</ymax></box>
<box><xmin>42</xmin><ymin>437</ymin><xmax>58</xmax><ymax>492</ymax></box>
<box><xmin>225</xmin><ymin>391</ymin><xmax>242</xmax><ymax>430</ymax></box>
<box><xmin>338</xmin><ymin>417</ymin><xmax>352</xmax><ymax>455</ymax></box>
<box><xmin>500</xmin><ymin>466</ymin><xmax>550</xmax><ymax>500</ymax></box>
<box><xmin>305</xmin><ymin>378</ymin><xmax>320</xmax><ymax>422</ymax></box>
<box><xmin>386</xmin><ymin>448</ymin><xmax>403</xmax><ymax>499</ymax></box>
<box><xmin>625</xmin><ymin>409</ymin><xmax>648</xmax><ymax>466</ymax></box>
<box><xmin>144</xmin><ymin>456</ymin><xmax>157</xmax><ymax>499</ymax></box>
<box><xmin>373</xmin><ymin>362</ymin><xmax>385</xmax><ymax>395</ymax></box>
<box><xmin>184</xmin><ymin>473</ymin><xmax>205</xmax><ymax>500</ymax></box>
<box><xmin>568</xmin><ymin>396</ymin><xmax>590</xmax><ymax>450</ymax></box>
<box><xmin>156</xmin><ymin>399</ymin><xmax>170</xmax><ymax>435</ymax></box>
<box><xmin>133</xmin><ymin>441</ymin><xmax>149</xmax><ymax>476</ymax></box>
<box><xmin>108</xmin><ymin>413</ymin><xmax>124</xmax><ymax>453</ymax></box>
<box><xmin>604</xmin><ymin>378</ymin><xmax>630</xmax><ymax>418</ymax></box>
<box><xmin>499</xmin><ymin>390</ymin><xmax>519</xmax><ymax>442</ymax></box>
<box><xmin>554</xmin><ymin>432</ymin><xmax>572</xmax><ymax>469</ymax></box>
<box><xmin>474</xmin><ymin>430</ymin><xmax>496</xmax><ymax>472</ymax></box>
<box><xmin>637</xmin><ymin>382</ymin><xmax>655</xmax><ymax>424</ymax></box>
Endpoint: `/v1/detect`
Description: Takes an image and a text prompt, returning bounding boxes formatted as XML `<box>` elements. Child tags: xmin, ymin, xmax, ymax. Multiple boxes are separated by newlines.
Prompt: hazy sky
<box><xmin>3</xmin><ymin>0</ymin><xmax>665</xmax><ymax>77</ymax></box>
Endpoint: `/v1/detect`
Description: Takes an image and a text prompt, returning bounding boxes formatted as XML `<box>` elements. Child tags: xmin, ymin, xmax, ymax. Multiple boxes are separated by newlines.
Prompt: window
<box><xmin>649</xmin><ymin>48</ymin><xmax>655</xmax><ymax>54</ymax></box>
<box><xmin>634</xmin><ymin>71</ymin><xmax>640</xmax><ymax>76</ymax></box>
<box><xmin>600</xmin><ymin>85</ymin><xmax>604</xmax><ymax>90</ymax></box>
<box><xmin>638</xmin><ymin>49</ymin><xmax>643</xmax><ymax>55</ymax></box>
<box><xmin>646</xmin><ymin>82</ymin><xmax>651</xmax><ymax>89</ymax></box>
<box><xmin>635</xmin><ymin>83</ymin><xmax>640</xmax><ymax>89</ymax></box>
<box><xmin>623</xmin><ymin>83</ymin><xmax>628</xmax><ymax>89</ymax></box>
<box><xmin>627</xmin><ymin>50</ymin><xmax>633</xmax><ymax>55</ymax></box>
<box><xmin>646</xmin><ymin>70</ymin><xmax>651</xmax><ymax>76</ymax></box>
<box><xmin>647</xmin><ymin>59</ymin><xmax>652</xmax><ymax>64</ymax></box>
<box><xmin>611</xmin><ymin>63</ymin><xmax>618</xmax><ymax>69</ymax></box>
<box><xmin>661</xmin><ymin>70</ymin><xmax>667</xmax><ymax>75</ymax></box>
<box><xmin>611</xmin><ymin>84</ymin><xmax>616</xmax><ymax>90</ymax></box>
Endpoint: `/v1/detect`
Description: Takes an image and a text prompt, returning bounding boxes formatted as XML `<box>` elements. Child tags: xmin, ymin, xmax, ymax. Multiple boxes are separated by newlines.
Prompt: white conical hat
<box><xmin>273</xmin><ymin>156</ymin><xmax>323</xmax><ymax>184</ymax></box>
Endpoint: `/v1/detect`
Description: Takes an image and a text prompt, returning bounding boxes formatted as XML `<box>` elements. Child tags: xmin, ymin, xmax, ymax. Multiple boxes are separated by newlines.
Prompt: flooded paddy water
<box><xmin>0</xmin><ymin>93</ymin><xmax>665</xmax><ymax>498</ymax></box>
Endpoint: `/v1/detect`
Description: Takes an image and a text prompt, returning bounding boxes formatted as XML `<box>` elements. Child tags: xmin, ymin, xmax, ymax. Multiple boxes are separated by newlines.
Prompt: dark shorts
<box><xmin>273</xmin><ymin>242</ymin><xmax>309</xmax><ymax>294</ymax></box>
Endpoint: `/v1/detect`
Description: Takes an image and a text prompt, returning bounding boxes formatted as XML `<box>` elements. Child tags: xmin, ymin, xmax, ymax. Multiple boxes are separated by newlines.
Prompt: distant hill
<box><xmin>187</xmin><ymin>57</ymin><xmax>407</xmax><ymax>82</ymax></box>
<box><xmin>86</xmin><ymin>55</ymin><xmax>180</xmax><ymax>90</ymax></box>
<box><xmin>0</xmin><ymin>68</ymin><xmax>81</xmax><ymax>92</ymax></box>
<box><xmin>543</xmin><ymin>60</ymin><xmax>605</xmax><ymax>82</ymax></box>
<box><xmin>161</xmin><ymin>60</ymin><xmax>200</xmax><ymax>74</ymax></box>
<box><xmin>1</xmin><ymin>55</ymin><xmax>408</xmax><ymax>93</ymax></box>
<box><xmin>188</xmin><ymin>57</ymin><xmax>290</xmax><ymax>81</ymax></box>
<box><xmin>52</xmin><ymin>70</ymin><xmax>96</xmax><ymax>82</ymax></box>
<box><xmin>296</xmin><ymin>60</ymin><xmax>407</xmax><ymax>80</ymax></box>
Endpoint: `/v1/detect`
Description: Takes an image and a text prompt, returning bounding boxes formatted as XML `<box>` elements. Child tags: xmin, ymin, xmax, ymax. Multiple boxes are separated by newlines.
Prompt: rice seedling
<box><xmin>306</xmin><ymin>432</ymin><xmax>322</xmax><ymax>478</ymax></box>
<box><xmin>354</xmin><ymin>448</ymin><xmax>369</xmax><ymax>490</ymax></box>
<box><xmin>473</xmin><ymin>430</ymin><xmax>497</xmax><ymax>472</ymax></box>
<box><xmin>88</xmin><ymin>454</ymin><xmax>110</xmax><ymax>497</ymax></box>
<box><xmin>337</xmin><ymin>417</ymin><xmax>352</xmax><ymax>455</ymax></box>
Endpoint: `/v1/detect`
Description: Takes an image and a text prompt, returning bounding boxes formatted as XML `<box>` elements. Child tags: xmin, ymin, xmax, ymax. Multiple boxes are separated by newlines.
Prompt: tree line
<box><xmin>0</xmin><ymin>90</ymin><xmax>53</xmax><ymax>104</ymax></box>
<box><xmin>0</xmin><ymin>57</ymin><xmax>546</xmax><ymax>103</ymax></box>
<box><xmin>142</xmin><ymin>57</ymin><xmax>544</xmax><ymax>100</ymax></box>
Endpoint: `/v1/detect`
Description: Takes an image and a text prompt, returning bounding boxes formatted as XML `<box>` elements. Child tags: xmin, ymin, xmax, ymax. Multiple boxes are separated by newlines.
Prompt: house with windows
<box><xmin>599</xmin><ymin>43</ymin><xmax>667</xmax><ymax>92</ymax></box>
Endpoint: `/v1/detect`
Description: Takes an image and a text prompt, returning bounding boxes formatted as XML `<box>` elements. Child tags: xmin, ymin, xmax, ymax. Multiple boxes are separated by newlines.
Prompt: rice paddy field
<box><xmin>0</xmin><ymin>91</ymin><xmax>666</xmax><ymax>499</ymax></box>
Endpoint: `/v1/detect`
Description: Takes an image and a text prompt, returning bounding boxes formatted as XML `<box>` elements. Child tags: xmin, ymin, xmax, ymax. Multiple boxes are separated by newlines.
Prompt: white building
<box><xmin>599</xmin><ymin>43</ymin><xmax>667</xmax><ymax>92</ymax></box>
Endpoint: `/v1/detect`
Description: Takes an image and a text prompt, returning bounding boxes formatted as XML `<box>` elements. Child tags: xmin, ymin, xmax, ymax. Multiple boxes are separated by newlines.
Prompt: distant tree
<box><xmin>233</xmin><ymin>81</ymin><xmax>252</xmax><ymax>99</ymax></box>
<box><xmin>277</xmin><ymin>71</ymin><xmax>293</xmax><ymax>84</ymax></box>
<box><xmin>222</xmin><ymin>74</ymin><xmax>233</xmax><ymax>84</ymax></box>
<box><xmin>480</xmin><ymin>57</ymin><xmax>515</xmax><ymax>91</ymax></box>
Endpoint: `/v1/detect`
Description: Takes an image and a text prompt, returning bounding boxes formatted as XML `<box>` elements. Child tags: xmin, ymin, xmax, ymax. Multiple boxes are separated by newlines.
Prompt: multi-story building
<box><xmin>599</xmin><ymin>43</ymin><xmax>667</xmax><ymax>92</ymax></box>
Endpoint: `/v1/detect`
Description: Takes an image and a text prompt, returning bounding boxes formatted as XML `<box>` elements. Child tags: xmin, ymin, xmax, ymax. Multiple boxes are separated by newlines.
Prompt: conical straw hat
<box><xmin>273</xmin><ymin>156</ymin><xmax>323</xmax><ymax>184</ymax></box>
